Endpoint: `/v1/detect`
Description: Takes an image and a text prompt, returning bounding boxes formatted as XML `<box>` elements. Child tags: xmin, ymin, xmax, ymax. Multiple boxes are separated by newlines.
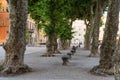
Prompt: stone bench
<box><xmin>67</xmin><ymin>52</ymin><xmax>72</xmax><ymax>59</ymax></box>
<box><xmin>71</xmin><ymin>49</ymin><xmax>76</xmax><ymax>55</ymax></box>
<box><xmin>61</xmin><ymin>55</ymin><xmax>70</xmax><ymax>65</ymax></box>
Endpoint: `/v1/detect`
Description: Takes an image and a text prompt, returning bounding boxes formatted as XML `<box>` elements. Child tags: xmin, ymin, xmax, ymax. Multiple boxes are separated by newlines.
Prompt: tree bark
<box><xmin>113</xmin><ymin>37</ymin><xmax>120</xmax><ymax>80</ymax></box>
<box><xmin>84</xmin><ymin>18</ymin><xmax>94</xmax><ymax>50</ymax></box>
<box><xmin>90</xmin><ymin>0</ymin><xmax>119</xmax><ymax>75</ymax></box>
<box><xmin>43</xmin><ymin>0</ymin><xmax>58</xmax><ymax>56</ymax></box>
<box><xmin>1</xmin><ymin>0</ymin><xmax>31</xmax><ymax>75</ymax></box>
<box><xmin>59</xmin><ymin>39</ymin><xmax>68</xmax><ymax>50</ymax></box>
<box><xmin>84</xmin><ymin>4</ymin><xmax>94</xmax><ymax>50</ymax></box>
<box><xmin>89</xmin><ymin>0</ymin><xmax>104</xmax><ymax>57</ymax></box>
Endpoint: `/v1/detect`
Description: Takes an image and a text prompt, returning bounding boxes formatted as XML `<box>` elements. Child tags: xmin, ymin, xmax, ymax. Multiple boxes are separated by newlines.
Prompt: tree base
<box><xmin>90</xmin><ymin>65</ymin><xmax>114</xmax><ymax>77</ymax></box>
<box><xmin>41</xmin><ymin>53</ymin><xmax>55</xmax><ymax>57</ymax></box>
<box><xmin>88</xmin><ymin>53</ymin><xmax>99</xmax><ymax>57</ymax></box>
<box><xmin>55</xmin><ymin>50</ymin><xmax>62</xmax><ymax>54</ymax></box>
<box><xmin>0</xmin><ymin>64</ymin><xmax>32</xmax><ymax>76</ymax></box>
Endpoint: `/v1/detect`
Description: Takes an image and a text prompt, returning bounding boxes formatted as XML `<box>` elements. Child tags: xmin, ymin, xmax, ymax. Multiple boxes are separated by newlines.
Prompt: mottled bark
<box><xmin>113</xmin><ymin>38</ymin><xmax>120</xmax><ymax>80</ymax></box>
<box><xmin>59</xmin><ymin>39</ymin><xmax>69</xmax><ymax>50</ymax></box>
<box><xmin>89</xmin><ymin>0</ymin><xmax>104</xmax><ymax>57</ymax></box>
<box><xmin>1</xmin><ymin>0</ymin><xmax>31</xmax><ymax>75</ymax></box>
<box><xmin>84</xmin><ymin>18</ymin><xmax>94</xmax><ymax>50</ymax></box>
<box><xmin>53</xmin><ymin>37</ymin><xmax>59</xmax><ymax>53</ymax></box>
<box><xmin>45</xmin><ymin>33</ymin><xmax>58</xmax><ymax>56</ymax></box>
<box><xmin>90</xmin><ymin>0</ymin><xmax>119</xmax><ymax>75</ymax></box>
<box><xmin>84</xmin><ymin>4</ymin><xmax>94</xmax><ymax>50</ymax></box>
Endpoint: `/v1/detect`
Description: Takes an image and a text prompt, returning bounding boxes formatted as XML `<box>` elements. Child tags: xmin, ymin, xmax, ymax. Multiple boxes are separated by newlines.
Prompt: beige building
<box><xmin>27</xmin><ymin>15</ymin><xmax>47</xmax><ymax>46</ymax></box>
<box><xmin>26</xmin><ymin>15</ymin><xmax>36</xmax><ymax>46</ymax></box>
<box><xmin>71</xmin><ymin>14</ymin><xmax>120</xmax><ymax>47</ymax></box>
<box><xmin>71</xmin><ymin>20</ymin><xmax>86</xmax><ymax>47</ymax></box>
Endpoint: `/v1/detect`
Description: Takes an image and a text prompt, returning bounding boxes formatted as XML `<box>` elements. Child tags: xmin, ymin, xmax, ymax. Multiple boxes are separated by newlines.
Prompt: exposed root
<box><xmin>90</xmin><ymin>65</ymin><xmax>114</xmax><ymax>77</ymax></box>
<box><xmin>55</xmin><ymin>50</ymin><xmax>62</xmax><ymax>54</ymax></box>
<box><xmin>87</xmin><ymin>53</ymin><xmax>99</xmax><ymax>57</ymax></box>
<box><xmin>0</xmin><ymin>64</ymin><xmax>32</xmax><ymax>76</ymax></box>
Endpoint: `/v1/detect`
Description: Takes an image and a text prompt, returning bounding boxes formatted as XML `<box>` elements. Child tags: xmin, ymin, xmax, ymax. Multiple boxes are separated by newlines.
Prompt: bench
<box><xmin>71</xmin><ymin>49</ymin><xmax>76</xmax><ymax>55</ymax></box>
<box><xmin>61</xmin><ymin>55</ymin><xmax>69</xmax><ymax>65</ymax></box>
<box><xmin>72</xmin><ymin>46</ymin><xmax>77</xmax><ymax>53</ymax></box>
<box><xmin>67</xmin><ymin>52</ymin><xmax>72</xmax><ymax>59</ymax></box>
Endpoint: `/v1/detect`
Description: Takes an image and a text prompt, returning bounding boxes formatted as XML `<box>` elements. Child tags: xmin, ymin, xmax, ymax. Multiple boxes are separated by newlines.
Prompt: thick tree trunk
<box><xmin>89</xmin><ymin>0</ymin><xmax>104</xmax><ymax>57</ymax></box>
<box><xmin>90</xmin><ymin>0</ymin><xmax>119</xmax><ymax>75</ymax></box>
<box><xmin>84</xmin><ymin>27</ymin><xmax>91</xmax><ymax>50</ymax></box>
<box><xmin>53</xmin><ymin>37</ymin><xmax>59</xmax><ymax>53</ymax></box>
<box><xmin>67</xmin><ymin>40</ymin><xmax>71</xmax><ymax>48</ymax></box>
<box><xmin>1</xmin><ymin>0</ymin><xmax>31</xmax><ymax>75</ymax></box>
<box><xmin>84</xmin><ymin>19</ymin><xmax>94</xmax><ymax>50</ymax></box>
<box><xmin>113</xmin><ymin>37</ymin><xmax>120</xmax><ymax>80</ymax></box>
<box><xmin>44</xmin><ymin>32</ymin><xmax>58</xmax><ymax>56</ymax></box>
<box><xmin>43</xmin><ymin>1</ymin><xmax>59</xmax><ymax>56</ymax></box>
<box><xmin>59</xmin><ymin>39</ymin><xmax>68</xmax><ymax>50</ymax></box>
<box><xmin>45</xmin><ymin>36</ymin><xmax>55</xmax><ymax>56</ymax></box>
<box><xmin>84</xmin><ymin>4</ymin><xmax>94</xmax><ymax>50</ymax></box>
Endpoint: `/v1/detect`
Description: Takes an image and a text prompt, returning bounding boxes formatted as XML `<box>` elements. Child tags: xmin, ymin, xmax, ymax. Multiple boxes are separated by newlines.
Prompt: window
<box><xmin>2</xmin><ymin>20</ymin><xmax>5</xmax><ymax>27</ymax></box>
<box><xmin>6</xmin><ymin>30</ymin><xmax>9</xmax><ymax>34</ymax></box>
<box><xmin>6</xmin><ymin>7</ymin><xmax>9</xmax><ymax>12</ymax></box>
<box><xmin>1</xmin><ymin>7</ymin><xmax>4</xmax><ymax>12</ymax></box>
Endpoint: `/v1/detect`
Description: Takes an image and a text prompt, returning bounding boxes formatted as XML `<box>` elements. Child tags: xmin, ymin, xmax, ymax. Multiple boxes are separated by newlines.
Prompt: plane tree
<box><xmin>29</xmin><ymin>0</ymin><xmax>74</xmax><ymax>56</ymax></box>
<box><xmin>89</xmin><ymin>0</ymin><xmax>108</xmax><ymax>57</ymax></box>
<box><xmin>90</xmin><ymin>0</ymin><xmax>120</xmax><ymax>75</ymax></box>
<box><xmin>1</xmin><ymin>0</ymin><xmax>31</xmax><ymax>75</ymax></box>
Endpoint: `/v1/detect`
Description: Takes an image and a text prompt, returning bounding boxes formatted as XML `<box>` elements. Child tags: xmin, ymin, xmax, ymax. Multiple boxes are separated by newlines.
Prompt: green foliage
<box><xmin>28</xmin><ymin>0</ymin><xmax>74</xmax><ymax>39</ymax></box>
<box><xmin>28</xmin><ymin>0</ymin><xmax>108</xmax><ymax>41</ymax></box>
<box><xmin>56</xmin><ymin>20</ymin><xmax>74</xmax><ymax>40</ymax></box>
<box><xmin>28</xmin><ymin>0</ymin><xmax>50</xmax><ymax>23</ymax></box>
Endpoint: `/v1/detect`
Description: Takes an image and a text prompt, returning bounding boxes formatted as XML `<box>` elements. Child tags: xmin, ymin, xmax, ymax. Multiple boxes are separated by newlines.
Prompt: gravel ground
<box><xmin>0</xmin><ymin>47</ymin><xmax>114</xmax><ymax>80</ymax></box>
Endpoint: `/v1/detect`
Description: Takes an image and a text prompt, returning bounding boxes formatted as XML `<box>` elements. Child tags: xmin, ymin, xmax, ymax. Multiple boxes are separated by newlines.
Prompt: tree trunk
<box><xmin>113</xmin><ymin>37</ymin><xmax>120</xmax><ymax>80</ymax></box>
<box><xmin>43</xmin><ymin>0</ymin><xmax>59</xmax><ymax>56</ymax></box>
<box><xmin>89</xmin><ymin>0</ymin><xmax>104</xmax><ymax>57</ymax></box>
<box><xmin>84</xmin><ymin>19</ymin><xmax>94</xmax><ymax>50</ymax></box>
<box><xmin>59</xmin><ymin>39</ymin><xmax>68</xmax><ymax>50</ymax></box>
<box><xmin>84</xmin><ymin>4</ymin><xmax>94</xmax><ymax>50</ymax></box>
<box><xmin>1</xmin><ymin>0</ymin><xmax>31</xmax><ymax>75</ymax></box>
<box><xmin>67</xmin><ymin>40</ymin><xmax>71</xmax><ymax>48</ymax></box>
<box><xmin>44</xmin><ymin>31</ymin><xmax>58</xmax><ymax>56</ymax></box>
<box><xmin>53</xmin><ymin>37</ymin><xmax>59</xmax><ymax>53</ymax></box>
<box><xmin>45</xmin><ymin>36</ymin><xmax>55</xmax><ymax>56</ymax></box>
<box><xmin>90</xmin><ymin>0</ymin><xmax>119</xmax><ymax>75</ymax></box>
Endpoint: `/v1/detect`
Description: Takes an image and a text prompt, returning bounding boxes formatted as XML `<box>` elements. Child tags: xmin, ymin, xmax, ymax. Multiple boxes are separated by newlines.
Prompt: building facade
<box><xmin>0</xmin><ymin>0</ymin><xmax>9</xmax><ymax>45</ymax></box>
<box><xmin>0</xmin><ymin>0</ymin><xmax>47</xmax><ymax>46</ymax></box>
<box><xmin>71</xmin><ymin>20</ymin><xmax>86</xmax><ymax>47</ymax></box>
<box><xmin>26</xmin><ymin>15</ymin><xmax>47</xmax><ymax>46</ymax></box>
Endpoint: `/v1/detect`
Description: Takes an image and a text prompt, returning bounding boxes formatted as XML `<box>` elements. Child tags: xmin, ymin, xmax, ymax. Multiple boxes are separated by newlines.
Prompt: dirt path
<box><xmin>2</xmin><ymin>48</ymin><xmax>114</xmax><ymax>80</ymax></box>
